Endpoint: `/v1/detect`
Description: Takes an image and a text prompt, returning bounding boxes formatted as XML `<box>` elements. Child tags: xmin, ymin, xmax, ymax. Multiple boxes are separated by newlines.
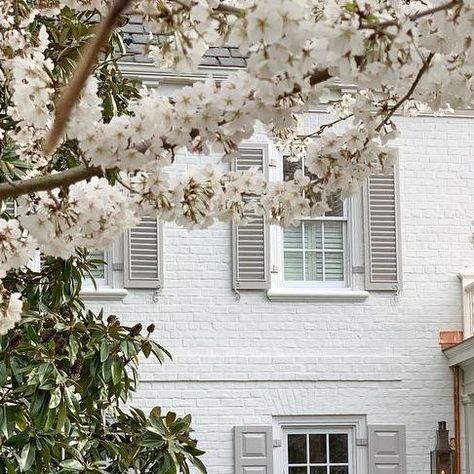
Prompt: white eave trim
<box><xmin>118</xmin><ymin>61</ymin><xmax>474</xmax><ymax>118</ymax></box>
<box><xmin>119</xmin><ymin>61</ymin><xmax>238</xmax><ymax>86</ymax></box>
<box><xmin>267</xmin><ymin>288</ymin><xmax>369</xmax><ymax>303</ymax></box>
<box><xmin>80</xmin><ymin>288</ymin><xmax>128</xmax><ymax>302</ymax></box>
<box><xmin>444</xmin><ymin>337</ymin><xmax>474</xmax><ymax>367</ymax></box>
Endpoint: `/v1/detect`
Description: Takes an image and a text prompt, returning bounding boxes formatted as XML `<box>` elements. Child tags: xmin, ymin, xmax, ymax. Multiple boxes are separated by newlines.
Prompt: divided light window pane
<box><xmin>283</xmin><ymin>155</ymin><xmax>345</xmax><ymax>283</ymax></box>
<box><xmin>287</xmin><ymin>432</ymin><xmax>350</xmax><ymax>474</ymax></box>
<box><xmin>88</xmin><ymin>250</ymin><xmax>106</xmax><ymax>280</ymax></box>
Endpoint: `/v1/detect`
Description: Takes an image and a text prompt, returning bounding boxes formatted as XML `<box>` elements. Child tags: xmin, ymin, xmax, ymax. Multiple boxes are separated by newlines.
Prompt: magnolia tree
<box><xmin>0</xmin><ymin>0</ymin><xmax>474</xmax><ymax>327</ymax></box>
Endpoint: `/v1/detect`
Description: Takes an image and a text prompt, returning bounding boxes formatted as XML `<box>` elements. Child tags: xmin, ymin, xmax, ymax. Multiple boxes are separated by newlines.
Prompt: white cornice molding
<box><xmin>119</xmin><ymin>61</ymin><xmax>237</xmax><ymax>86</ymax></box>
<box><xmin>119</xmin><ymin>61</ymin><xmax>474</xmax><ymax>118</ymax></box>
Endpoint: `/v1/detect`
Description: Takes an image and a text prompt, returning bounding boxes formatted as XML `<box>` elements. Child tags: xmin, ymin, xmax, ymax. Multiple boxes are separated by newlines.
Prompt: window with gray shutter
<box><xmin>363</xmin><ymin>164</ymin><xmax>402</xmax><ymax>291</ymax></box>
<box><xmin>232</xmin><ymin>148</ymin><xmax>270</xmax><ymax>290</ymax></box>
<box><xmin>368</xmin><ymin>425</ymin><xmax>406</xmax><ymax>474</ymax></box>
<box><xmin>234</xmin><ymin>426</ymin><xmax>273</xmax><ymax>474</ymax></box>
<box><xmin>124</xmin><ymin>216</ymin><xmax>162</xmax><ymax>289</ymax></box>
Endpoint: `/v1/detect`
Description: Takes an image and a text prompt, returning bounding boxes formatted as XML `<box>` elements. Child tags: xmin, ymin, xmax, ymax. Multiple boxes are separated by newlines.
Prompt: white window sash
<box><xmin>283</xmin><ymin>211</ymin><xmax>348</xmax><ymax>286</ymax></box>
<box><xmin>83</xmin><ymin>248</ymin><xmax>113</xmax><ymax>288</ymax></box>
<box><xmin>277</xmin><ymin>153</ymin><xmax>350</xmax><ymax>288</ymax></box>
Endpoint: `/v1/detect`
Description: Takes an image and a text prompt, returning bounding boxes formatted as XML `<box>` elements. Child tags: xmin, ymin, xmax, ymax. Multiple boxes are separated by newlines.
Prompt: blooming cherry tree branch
<box><xmin>44</xmin><ymin>0</ymin><xmax>134</xmax><ymax>155</ymax></box>
<box><xmin>0</xmin><ymin>0</ymin><xmax>473</xmax><ymax>326</ymax></box>
<box><xmin>0</xmin><ymin>166</ymin><xmax>103</xmax><ymax>201</ymax></box>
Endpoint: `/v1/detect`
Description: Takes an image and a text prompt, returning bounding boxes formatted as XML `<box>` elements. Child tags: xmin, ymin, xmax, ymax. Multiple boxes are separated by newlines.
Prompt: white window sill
<box><xmin>80</xmin><ymin>288</ymin><xmax>128</xmax><ymax>302</ymax></box>
<box><xmin>266</xmin><ymin>288</ymin><xmax>369</xmax><ymax>302</ymax></box>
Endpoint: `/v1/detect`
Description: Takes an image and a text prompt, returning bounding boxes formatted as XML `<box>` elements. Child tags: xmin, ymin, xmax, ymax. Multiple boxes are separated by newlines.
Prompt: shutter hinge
<box><xmin>112</xmin><ymin>263</ymin><xmax>124</xmax><ymax>271</ymax></box>
<box><xmin>271</xmin><ymin>265</ymin><xmax>279</xmax><ymax>274</ymax></box>
<box><xmin>269</xmin><ymin>159</ymin><xmax>278</xmax><ymax>168</ymax></box>
<box><xmin>152</xmin><ymin>284</ymin><xmax>163</xmax><ymax>303</ymax></box>
<box><xmin>273</xmin><ymin>439</ymin><xmax>282</xmax><ymax>448</ymax></box>
<box><xmin>356</xmin><ymin>438</ymin><xmax>368</xmax><ymax>447</ymax></box>
<box><xmin>352</xmin><ymin>265</ymin><xmax>364</xmax><ymax>274</ymax></box>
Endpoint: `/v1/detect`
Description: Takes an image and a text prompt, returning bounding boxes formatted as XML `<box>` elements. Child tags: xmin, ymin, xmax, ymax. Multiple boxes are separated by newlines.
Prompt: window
<box><xmin>80</xmin><ymin>216</ymin><xmax>162</xmax><ymax>301</ymax></box>
<box><xmin>85</xmin><ymin>249</ymin><xmax>108</xmax><ymax>287</ymax></box>
<box><xmin>282</xmin><ymin>156</ymin><xmax>347</xmax><ymax>288</ymax></box>
<box><xmin>286</xmin><ymin>429</ymin><xmax>352</xmax><ymax>474</ymax></box>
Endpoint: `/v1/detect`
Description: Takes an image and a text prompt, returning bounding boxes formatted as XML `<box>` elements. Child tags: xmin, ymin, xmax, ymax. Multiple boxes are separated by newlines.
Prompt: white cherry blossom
<box><xmin>0</xmin><ymin>0</ymin><xmax>473</xmax><ymax>284</ymax></box>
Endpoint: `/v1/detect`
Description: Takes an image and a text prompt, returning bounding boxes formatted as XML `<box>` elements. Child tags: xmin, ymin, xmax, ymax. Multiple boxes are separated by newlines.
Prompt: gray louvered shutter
<box><xmin>232</xmin><ymin>148</ymin><xmax>270</xmax><ymax>290</ymax></box>
<box><xmin>368</xmin><ymin>425</ymin><xmax>406</xmax><ymax>474</ymax></box>
<box><xmin>124</xmin><ymin>216</ymin><xmax>162</xmax><ymax>289</ymax></box>
<box><xmin>364</xmin><ymin>164</ymin><xmax>402</xmax><ymax>291</ymax></box>
<box><xmin>234</xmin><ymin>426</ymin><xmax>273</xmax><ymax>474</ymax></box>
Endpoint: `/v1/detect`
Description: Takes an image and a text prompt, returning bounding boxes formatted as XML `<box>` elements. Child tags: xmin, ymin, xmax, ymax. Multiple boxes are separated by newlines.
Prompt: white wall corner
<box><xmin>458</xmin><ymin>271</ymin><xmax>474</xmax><ymax>339</ymax></box>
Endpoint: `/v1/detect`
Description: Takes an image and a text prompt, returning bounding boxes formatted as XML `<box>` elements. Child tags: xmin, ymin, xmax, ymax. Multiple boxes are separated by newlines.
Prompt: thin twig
<box><xmin>304</xmin><ymin>114</ymin><xmax>354</xmax><ymax>139</ymax></box>
<box><xmin>43</xmin><ymin>0</ymin><xmax>133</xmax><ymax>156</ymax></box>
<box><xmin>362</xmin><ymin>0</ymin><xmax>462</xmax><ymax>29</ymax></box>
<box><xmin>0</xmin><ymin>166</ymin><xmax>103</xmax><ymax>200</ymax></box>
<box><xmin>115</xmin><ymin>174</ymin><xmax>136</xmax><ymax>194</ymax></box>
<box><xmin>171</xmin><ymin>0</ymin><xmax>245</xmax><ymax>16</ymax></box>
<box><xmin>214</xmin><ymin>3</ymin><xmax>246</xmax><ymax>16</ymax></box>
<box><xmin>376</xmin><ymin>52</ymin><xmax>434</xmax><ymax>132</ymax></box>
<box><xmin>129</xmin><ymin>1</ymin><xmax>245</xmax><ymax>20</ymax></box>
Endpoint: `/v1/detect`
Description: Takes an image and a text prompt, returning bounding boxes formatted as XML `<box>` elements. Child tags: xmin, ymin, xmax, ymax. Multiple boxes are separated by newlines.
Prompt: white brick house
<box><xmin>82</xmin><ymin>32</ymin><xmax>474</xmax><ymax>474</ymax></box>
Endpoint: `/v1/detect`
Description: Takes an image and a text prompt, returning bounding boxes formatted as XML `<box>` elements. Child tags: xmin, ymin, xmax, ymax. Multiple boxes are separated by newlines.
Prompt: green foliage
<box><xmin>1</xmin><ymin>4</ymin><xmax>206</xmax><ymax>472</ymax></box>
<box><xmin>0</xmin><ymin>255</ymin><xmax>206</xmax><ymax>473</ymax></box>
<box><xmin>0</xmin><ymin>2</ymin><xmax>140</xmax><ymax>180</ymax></box>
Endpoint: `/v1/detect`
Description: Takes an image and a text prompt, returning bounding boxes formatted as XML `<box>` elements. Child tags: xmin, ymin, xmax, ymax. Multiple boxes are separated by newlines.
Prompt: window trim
<box><xmin>279</xmin><ymin>153</ymin><xmax>350</xmax><ymax>289</ymax></box>
<box><xmin>267</xmin><ymin>149</ymin><xmax>368</xmax><ymax>301</ymax></box>
<box><xmin>82</xmin><ymin>247</ymin><xmax>113</xmax><ymax>289</ymax></box>
<box><xmin>81</xmin><ymin>243</ymin><xmax>128</xmax><ymax>302</ymax></box>
<box><xmin>273</xmin><ymin>415</ymin><xmax>368</xmax><ymax>474</ymax></box>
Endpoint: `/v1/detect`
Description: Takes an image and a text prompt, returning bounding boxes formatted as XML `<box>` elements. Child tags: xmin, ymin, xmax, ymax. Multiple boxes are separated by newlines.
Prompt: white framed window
<box><xmin>282</xmin><ymin>155</ymin><xmax>347</xmax><ymax>288</ymax></box>
<box><xmin>274</xmin><ymin>415</ymin><xmax>367</xmax><ymax>474</ymax></box>
<box><xmin>83</xmin><ymin>249</ymin><xmax>110</xmax><ymax>288</ymax></box>
<box><xmin>285</xmin><ymin>428</ymin><xmax>352</xmax><ymax>474</ymax></box>
<box><xmin>81</xmin><ymin>243</ymin><xmax>129</xmax><ymax>302</ymax></box>
<box><xmin>81</xmin><ymin>216</ymin><xmax>162</xmax><ymax>301</ymax></box>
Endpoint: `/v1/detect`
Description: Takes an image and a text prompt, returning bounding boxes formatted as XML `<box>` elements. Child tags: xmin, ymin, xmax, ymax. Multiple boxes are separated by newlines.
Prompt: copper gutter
<box><xmin>452</xmin><ymin>366</ymin><xmax>462</xmax><ymax>474</ymax></box>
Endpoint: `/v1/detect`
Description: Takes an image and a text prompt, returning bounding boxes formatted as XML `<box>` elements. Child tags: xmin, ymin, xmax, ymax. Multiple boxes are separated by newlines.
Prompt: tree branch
<box><xmin>0</xmin><ymin>166</ymin><xmax>103</xmax><ymax>201</ymax></box>
<box><xmin>363</xmin><ymin>0</ymin><xmax>462</xmax><ymax>29</ymax></box>
<box><xmin>376</xmin><ymin>52</ymin><xmax>434</xmax><ymax>131</ymax></box>
<box><xmin>43</xmin><ymin>0</ymin><xmax>133</xmax><ymax>156</ymax></box>
<box><xmin>309</xmin><ymin>69</ymin><xmax>331</xmax><ymax>86</ymax></box>
<box><xmin>214</xmin><ymin>3</ymin><xmax>245</xmax><ymax>16</ymax></box>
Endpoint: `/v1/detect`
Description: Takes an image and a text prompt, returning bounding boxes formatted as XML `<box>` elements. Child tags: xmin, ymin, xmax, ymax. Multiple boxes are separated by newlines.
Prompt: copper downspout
<box><xmin>453</xmin><ymin>366</ymin><xmax>462</xmax><ymax>474</ymax></box>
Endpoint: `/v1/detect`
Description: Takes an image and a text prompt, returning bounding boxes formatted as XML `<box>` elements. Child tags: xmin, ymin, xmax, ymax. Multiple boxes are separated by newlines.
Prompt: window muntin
<box><xmin>286</xmin><ymin>429</ymin><xmax>352</xmax><ymax>474</ymax></box>
<box><xmin>283</xmin><ymin>156</ymin><xmax>347</xmax><ymax>286</ymax></box>
<box><xmin>84</xmin><ymin>249</ymin><xmax>108</xmax><ymax>287</ymax></box>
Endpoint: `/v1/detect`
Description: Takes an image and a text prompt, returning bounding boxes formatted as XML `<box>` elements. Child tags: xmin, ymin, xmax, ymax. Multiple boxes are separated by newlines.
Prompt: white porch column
<box><xmin>464</xmin><ymin>395</ymin><xmax>474</xmax><ymax>474</ymax></box>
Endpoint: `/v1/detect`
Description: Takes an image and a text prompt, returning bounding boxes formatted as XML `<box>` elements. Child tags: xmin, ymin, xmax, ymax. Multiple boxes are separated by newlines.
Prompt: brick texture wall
<box><xmin>87</xmin><ymin>112</ymin><xmax>474</xmax><ymax>474</ymax></box>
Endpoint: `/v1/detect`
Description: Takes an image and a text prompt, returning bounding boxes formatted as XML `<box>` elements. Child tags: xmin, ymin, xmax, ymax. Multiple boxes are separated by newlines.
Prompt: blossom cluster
<box><xmin>18</xmin><ymin>178</ymin><xmax>139</xmax><ymax>259</ymax></box>
<box><xmin>0</xmin><ymin>218</ymin><xmax>36</xmax><ymax>279</ymax></box>
<box><xmin>0</xmin><ymin>0</ymin><xmax>473</xmax><ymax>288</ymax></box>
<box><xmin>0</xmin><ymin>292</ymin><xmax>23</xmax><ymax>336</ymax></box>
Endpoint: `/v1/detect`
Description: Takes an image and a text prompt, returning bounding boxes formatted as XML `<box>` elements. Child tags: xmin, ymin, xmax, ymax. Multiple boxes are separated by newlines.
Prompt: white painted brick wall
<box><xmin>88</xmin><ymin>112</ymin><xmax>474</xmax><ymax>474</ymax></box>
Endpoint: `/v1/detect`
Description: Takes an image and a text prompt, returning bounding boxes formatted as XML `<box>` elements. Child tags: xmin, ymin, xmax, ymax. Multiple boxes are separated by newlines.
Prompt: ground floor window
<box><xmin>286</xmin><ymin>428</ymin><xmax>352</xmax><ymax>474</ymax></box>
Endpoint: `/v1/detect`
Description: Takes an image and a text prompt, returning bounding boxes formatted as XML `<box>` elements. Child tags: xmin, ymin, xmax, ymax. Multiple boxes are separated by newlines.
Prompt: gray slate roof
<box><xmin>121</xmin><ymin>16</ymin><xmax>247</xmax><ymax>68</ymax></box>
